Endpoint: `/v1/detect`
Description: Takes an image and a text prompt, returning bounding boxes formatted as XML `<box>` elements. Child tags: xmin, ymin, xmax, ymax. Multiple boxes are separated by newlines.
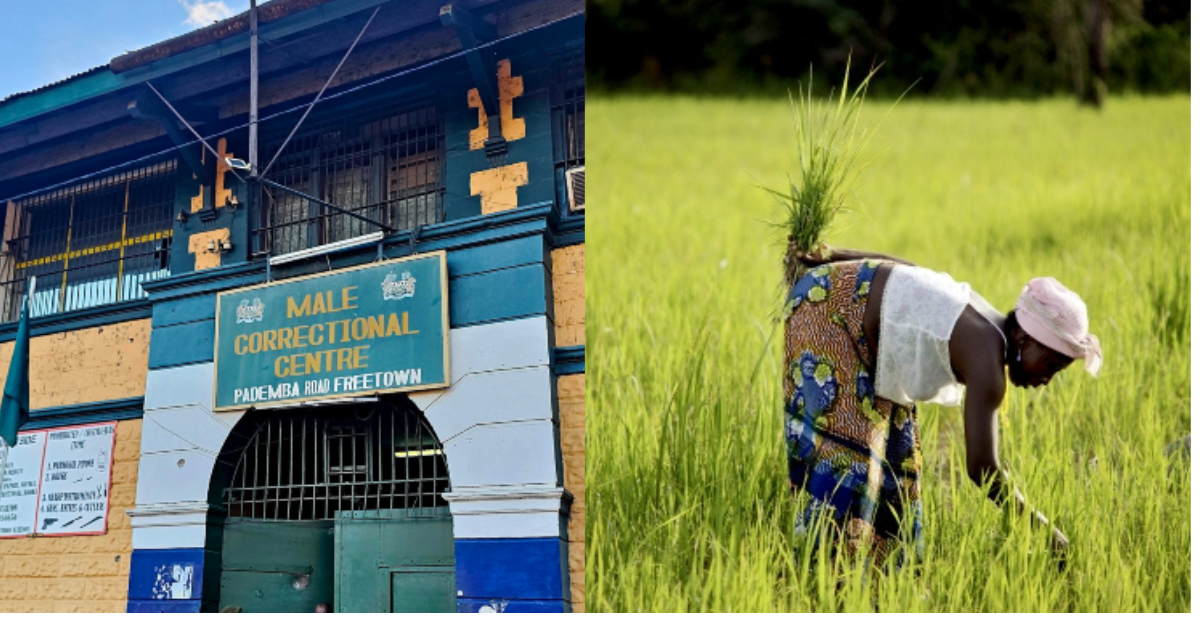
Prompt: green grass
<box><xmin>586</xmin><ymin>94</ymin><xmax>1191</xmax><ymax>612</ymax></box>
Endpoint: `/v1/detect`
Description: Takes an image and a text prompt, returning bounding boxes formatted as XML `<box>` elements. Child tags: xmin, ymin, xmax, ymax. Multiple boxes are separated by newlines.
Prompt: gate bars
<box><xmin>222</xmin><ymin>399</ymin><xmax>449</xmax><ymax>521</ymax></box>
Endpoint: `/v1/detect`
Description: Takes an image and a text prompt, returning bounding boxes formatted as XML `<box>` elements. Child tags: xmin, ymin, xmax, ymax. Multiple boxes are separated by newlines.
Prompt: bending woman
<box><xmin>783</xmin><ymin>248</ymin><xmax>1102</xmax><ymax>564</ymax></box>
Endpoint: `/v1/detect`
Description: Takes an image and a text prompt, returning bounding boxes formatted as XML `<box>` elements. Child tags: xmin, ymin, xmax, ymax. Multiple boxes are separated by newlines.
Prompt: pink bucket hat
<box><xmin>1015</xmin><ymin>277</ymin><xmax>1102</xmax><ymax>376</ymax></box>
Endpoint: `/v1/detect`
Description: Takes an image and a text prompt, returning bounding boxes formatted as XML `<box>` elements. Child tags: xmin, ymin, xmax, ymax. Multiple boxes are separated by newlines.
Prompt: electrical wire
<box><xmin>0</xmin><ymin>12</ymin><xmax>580</xmax><ymax>206</ymax></box>
<box><xmin>145</xmin><ymin>82</ymin><xmax>246</xmax><ymax>184</ymax></box>
<box><xmin>260</xmin><ymin>5</ymin><xmax>381</xmax><ymax>178</ymax></box>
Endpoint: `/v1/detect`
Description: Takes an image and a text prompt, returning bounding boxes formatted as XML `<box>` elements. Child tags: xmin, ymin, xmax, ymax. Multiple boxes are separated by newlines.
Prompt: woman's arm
<box><xmin>964</xmin><ymin>367</ymin><xmax>1070</xmax><ymax>560</ymax></box>
<box><xmin>828</xmin><ymin>247</ymin><xmax>916</xmax><ymax>266</ymax></box>
<box><xmin>796</xmin><ymin>246</ymin><xmax>916</xmax><ymax>267</ymax></box>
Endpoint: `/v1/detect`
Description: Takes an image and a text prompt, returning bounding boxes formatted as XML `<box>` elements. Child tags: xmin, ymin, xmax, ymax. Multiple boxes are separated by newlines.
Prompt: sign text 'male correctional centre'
<box><xmin>214</xmin><ymin>252</ymin><xmax>449</xmax><ymax>410</ymax></box>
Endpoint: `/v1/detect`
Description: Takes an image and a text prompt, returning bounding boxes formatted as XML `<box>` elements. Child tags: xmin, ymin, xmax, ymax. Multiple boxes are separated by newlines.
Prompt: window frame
<box><xmin>0</xmin><ymin>160</ymin><xmax>177</xmax><ymax>322</ymax></box>
<box><xmin>551</xmin><ymin>50</ymin><xmax>585</xmax><ymax>217</ymax></box>
<box><xmin>252</xmin><ymin>100</ymin><xmax>447</xmax><ymax>257</ymax></box>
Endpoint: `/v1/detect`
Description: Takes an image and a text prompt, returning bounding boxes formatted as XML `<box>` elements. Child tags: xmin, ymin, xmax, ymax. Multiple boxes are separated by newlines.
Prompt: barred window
<box><xmin>1</xmin><ymin>161</ymin><xmax>176</xmax><ymax>322</ymax></box>
<box><xmin>552</xmin><ymin>53</ymin><xmax>584</xmax><ymax>214</ymax></box>
<box><xmin>254</xmin><ymin>104</ymin><xmax>445</xmax><ymax>256</ymax></box>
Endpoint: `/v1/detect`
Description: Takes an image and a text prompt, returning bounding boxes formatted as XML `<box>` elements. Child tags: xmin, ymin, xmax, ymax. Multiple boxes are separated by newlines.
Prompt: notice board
<box><xmin>0</xmin><ymin>422</ymin><xmax>117</xmax><ymax>538</ymax></box>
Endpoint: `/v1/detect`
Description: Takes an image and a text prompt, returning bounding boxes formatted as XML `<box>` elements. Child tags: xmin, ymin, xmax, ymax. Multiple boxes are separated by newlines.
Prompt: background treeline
<box><xmin>587</xmin><ymin>0</ymin><xmax>1190</xmax><ymax>99</ymax></box>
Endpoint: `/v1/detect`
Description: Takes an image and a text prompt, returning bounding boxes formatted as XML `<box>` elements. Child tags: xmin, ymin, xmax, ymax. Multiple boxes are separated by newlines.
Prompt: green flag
<box><xmin>0</xmin><ymin>295</ymin><xmax>30</xmax><ymax>447</ymax></box>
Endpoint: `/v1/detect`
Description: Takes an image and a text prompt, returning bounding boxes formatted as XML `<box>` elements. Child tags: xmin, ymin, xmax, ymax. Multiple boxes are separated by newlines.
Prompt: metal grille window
<box><xmin>552</xmin><ymin>54</ymin><xmax>584</xmax><ymax>214</ymax></box>
<box><xmin>552</xmin><ymin>58</ymin><xmax>585</xmax><ymax>171</ymax></box>
<box><xmin>254</xmin><ymin>105</ymin><xmax>445</xmax><ymax>256</ymax></box>
<box><xmin>0</xmin><ymin>161</ymin><xmax>176</xmax><ymax>322</ymax></box>
<box><xmin>223</xmin><ymin>400</ymin><xmax>450</xmax><ymax>521</ymax></box>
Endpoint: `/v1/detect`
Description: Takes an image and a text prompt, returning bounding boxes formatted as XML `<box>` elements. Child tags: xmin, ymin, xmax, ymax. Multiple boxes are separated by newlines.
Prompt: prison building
<box><xmin>0</xmin><ymin>0</ymin><xmax>584</xmax><ymax>613</ymax></box>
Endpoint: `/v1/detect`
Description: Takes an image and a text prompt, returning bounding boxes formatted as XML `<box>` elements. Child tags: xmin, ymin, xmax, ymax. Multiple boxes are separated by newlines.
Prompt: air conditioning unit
<box><xmin>565</xmin><ymin>166</ymin><xmax>584</xmax><ymax>213</ymax></box>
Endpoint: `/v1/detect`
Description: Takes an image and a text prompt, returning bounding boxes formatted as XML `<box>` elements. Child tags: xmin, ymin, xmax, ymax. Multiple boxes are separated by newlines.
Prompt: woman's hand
<box><xmin>1051</xmin><ymin>526</ymin><xmax>1069</xmax><ymax>552</ymax></box>
<box><xmin>1033</xmin><ymin>510</ymin><xmax>1069</xmax><ymax>570</ymax></box>
<box><xmin>1051</xmin><ymin>526</ymin><xmax>1069</xmax><ymax>570</ymax></box>
<box><xmin>795</xmin><ymin>245</ymin><xmax>832</xmax><ymax>268</ymax></box>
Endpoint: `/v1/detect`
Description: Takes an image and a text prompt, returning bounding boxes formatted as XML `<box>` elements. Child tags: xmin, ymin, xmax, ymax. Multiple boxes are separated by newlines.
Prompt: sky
<box><xmin>0</xmin><ymin>0</ymin><xmax>241</xmax><ymax>100</ymax></box>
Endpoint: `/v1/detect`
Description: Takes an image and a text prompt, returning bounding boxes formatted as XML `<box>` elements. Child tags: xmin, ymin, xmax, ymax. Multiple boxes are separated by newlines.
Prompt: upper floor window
<box><xmin>1</xmin><ymin>161</ymin><xmax>176</xmax><ymax>322</ymax></box>
<box><xmin>253</xmin><ymin>104</ymin><xmax>446</xmax><ymax>256</ymax></box>
<box><xmin>552</xmin><ymin>53</ymin><xmax>584</xmax><ymax>215</ymax></box>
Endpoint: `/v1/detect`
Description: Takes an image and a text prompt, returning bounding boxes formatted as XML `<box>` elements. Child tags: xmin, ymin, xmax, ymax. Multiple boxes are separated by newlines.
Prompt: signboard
<box><xmin>215</xmin><ymin>251</ymin><xmax>449</xmax><ymax>410</ymax></box>
<box><xmin>37</xmin><ymin>423</ymin><xmax>117</xmax><ymax>535</ymax></box>
<box><xmin>0</xmin><ymin>431</ymin><xmax>47</xmax><ymax>537</ymax></box>
<box><xmin>0</xmin><ymin>422</ymin><xmax>117</xmax><ymax>538</ymax></box>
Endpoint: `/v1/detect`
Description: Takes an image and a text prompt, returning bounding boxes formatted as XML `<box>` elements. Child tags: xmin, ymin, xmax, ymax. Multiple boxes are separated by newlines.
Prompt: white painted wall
<box><xmin>131</xmin><ymin>316</ymin><xmax>567</xmax><ymax>550</ymax></box>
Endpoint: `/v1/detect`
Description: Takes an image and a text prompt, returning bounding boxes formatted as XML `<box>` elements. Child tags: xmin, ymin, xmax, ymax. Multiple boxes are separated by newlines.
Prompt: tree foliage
<box><xmin>587</xmin><ymin>0</ymin><xmax>1190</xmax><ymax>97</ymax></box>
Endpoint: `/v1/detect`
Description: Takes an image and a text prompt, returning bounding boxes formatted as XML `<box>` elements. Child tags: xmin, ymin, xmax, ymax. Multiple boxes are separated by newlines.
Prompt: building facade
<box><xmin>0</xmin><ymin>0</ymin><xmax>584</xmax><ymax>613</ymax></box>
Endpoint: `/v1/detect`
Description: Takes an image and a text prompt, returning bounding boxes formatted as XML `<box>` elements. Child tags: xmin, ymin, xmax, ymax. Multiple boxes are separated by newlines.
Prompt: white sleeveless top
<box><xmin>875</xmin><ymin>265</ymin><xmax>1004</xmax><ymax>407</ymax></box>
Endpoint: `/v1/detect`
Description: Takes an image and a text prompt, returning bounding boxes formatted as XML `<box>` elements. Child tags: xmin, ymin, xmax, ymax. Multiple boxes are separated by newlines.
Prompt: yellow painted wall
<box><xmin>0</xmin><ymin>319</ymin><xmax>151</xmax><ymax>410</ymax></box>
<box><xmin>469</xmin><ymin>59</ymin><xmax>527</xmax><ymax>149</ymax></box>
<box><xmin>188</xmin><ymin>228</ymin><xmax>232</xmax><ymax>272</ymax></box>
<box><xmin>552</xmin><ymin>244</ymin><xmax>585</xmax><ymax>347</ymax></box>
<box><xmin>470</xmin><ymin>162</ymin><xmax>529</xmax><ymax>215</ymax></box>
<box><xmin>558</xmin><ymin>374</ymin><xmax>584</xmax><ymax>613</ymax></box>
<box><xmin>0</xmin><ymin>419</ymin><xmax>141</xmax><ymax>612</ymax></box>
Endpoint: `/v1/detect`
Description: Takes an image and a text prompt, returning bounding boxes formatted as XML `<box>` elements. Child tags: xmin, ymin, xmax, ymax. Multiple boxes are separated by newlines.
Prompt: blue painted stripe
<box><xmin>151</xmin><ymin>293</ymin><xmax>217</xmax><ymax>328</ymax></box>
<box><xmin>447</xmin><ymin>235</ymin><xmax>545</xmax><ymax>278</ymax></box>
<box><xmin>458</xmin><ymin>599</ymin><xmax>569</xmax><ymax>613</ymax></box>
<box><xmin>148</xmin><ymin>319</ymin><xmax>215</xmax><ymax>369</ymax></box>
<box><xmin>552</xmin><ymin>213</ymin><xmax>585</xmax><ymax>248</ymax></box>
<box><xmin>454</xmin><ymin>537</ymin><xmax>568</xmax><ymax>601</ymax></box>
<box><xmin>450</xmin><ymin>264</ymin><xmax>550</xmax><ymax>329</ymax></box>
<box><xmin>20</xmin><ymin>397</ymin><xmax>144</xmax><ymax>432</ymax></box>
<box><xmin>143</xmin><ymin>263</ymin><xmax>267</xmax><ymax>304</ymax></box>
<box><xmin>553</xmin><ymin>345</ymin><xmax>585</xmax><ymax>376</ymax></box>
<box><xmin>0</xmin><ymin>299</ymin><xmax>151</xmax><ymax>343</ymax></box>
<box><xmin>127</xmin><ymin>600</ymin><xmax>203</xmax><ymax>613</ymax></box>
<box><xmin>128</xmin><ymin>548</ymin><xmax>206</xmax><ymax>601</ymax></box>
<box><xmin>553</xmin><ymin>229</ymin><xmax>585</xmax><ymax>248</ymax></box>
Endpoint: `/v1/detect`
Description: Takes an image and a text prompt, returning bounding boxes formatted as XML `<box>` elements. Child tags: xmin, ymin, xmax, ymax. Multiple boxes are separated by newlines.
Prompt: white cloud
<box><xmin>179</xmin><ymin>0</ymin><xmax>236</xmax><ymax>28</ymax></box>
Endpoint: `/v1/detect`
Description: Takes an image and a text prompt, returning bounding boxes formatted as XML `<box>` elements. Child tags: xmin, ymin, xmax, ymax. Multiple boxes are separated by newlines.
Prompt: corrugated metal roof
<box><xmin>110</xmin><ymin>0</ymin><xmax>335</xmax><ymax>73</ymax></box>
<box><xmin>0</xmin><ymin>0</ymin><xmax>338</xmax><ymax>108</ymax></box>
<box><xmin>0</xmin><ymin>65</ymin><xmax>111</xmax><ymax>106</ymax></box>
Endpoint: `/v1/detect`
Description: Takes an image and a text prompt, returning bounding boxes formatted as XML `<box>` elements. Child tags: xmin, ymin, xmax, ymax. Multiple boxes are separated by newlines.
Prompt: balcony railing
<box><xmin>1</xmin><ymin>161</ymin><xmax>176</xmax><ymax>322</ymax></box>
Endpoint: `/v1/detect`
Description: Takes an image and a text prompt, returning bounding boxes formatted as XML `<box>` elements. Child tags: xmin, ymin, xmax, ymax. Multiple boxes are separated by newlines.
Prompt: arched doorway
<box><xmin>211</xmin><ymin>396</ymin><xmax>454</xmax><ymax>612</ymax></box>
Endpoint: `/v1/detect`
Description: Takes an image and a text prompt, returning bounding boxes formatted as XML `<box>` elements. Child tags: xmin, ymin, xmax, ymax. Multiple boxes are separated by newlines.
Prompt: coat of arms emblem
<box><xmin>236</xmin><ymin>298</ymin><xmax>265</xmax><ymax>323</ymax></box>
<box><xmin>382</xmin><ymin>270</ymin><xmax>417</xmax><ymax>301</ymax></box>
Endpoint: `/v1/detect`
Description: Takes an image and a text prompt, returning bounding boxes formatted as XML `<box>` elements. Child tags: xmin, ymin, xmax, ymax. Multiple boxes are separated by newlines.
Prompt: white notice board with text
<box><xmin>0</xmin><ymin>422</ymin><xmax>116</xmax><ymax>538</ymax></box>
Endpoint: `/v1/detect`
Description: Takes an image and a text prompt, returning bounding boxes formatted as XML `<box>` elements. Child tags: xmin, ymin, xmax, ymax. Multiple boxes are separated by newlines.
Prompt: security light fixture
<box><xmin>225</xmin><ymin>157</ymin><xmax>252</xmax><ymax>173</ymax></box>
<box><xmin>395</xmin><ymin>448</ymin><xmax>444</xmax><ymax>459</ymax></box>
<box><xmin>269</xmin><ymin>231</ymin><xmax>384</xmax><ymax>266</ymax></box>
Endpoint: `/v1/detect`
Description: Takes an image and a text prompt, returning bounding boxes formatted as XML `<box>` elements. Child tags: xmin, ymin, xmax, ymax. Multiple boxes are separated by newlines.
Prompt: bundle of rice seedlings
<box><xmin>765</xmin><ymin>60</ymin><xmax>888</xmax><ymax>288</ymax></box>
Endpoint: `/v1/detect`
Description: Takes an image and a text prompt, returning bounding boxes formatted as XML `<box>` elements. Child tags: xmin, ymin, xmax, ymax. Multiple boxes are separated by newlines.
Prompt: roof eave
<box><xmin>0</xmin><ymin>0</ymin><xmax>399</xmax><ymax>130</ymax></box>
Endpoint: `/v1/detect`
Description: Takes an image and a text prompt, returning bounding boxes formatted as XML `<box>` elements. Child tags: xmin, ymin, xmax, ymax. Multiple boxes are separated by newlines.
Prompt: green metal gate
<box><xmin>217</xmin><ymin>398</ymin><xmax>453</xmax><ymax>612</ymax></box>
<box><xmin>335</xmin><ymin>510</ymin><xmax>455</xmax><ymax>612</ymax></box>
<box><xmin>220</xmin><ymin>520</ymin><xmax>335</xmax><ymax>613</ymax></box>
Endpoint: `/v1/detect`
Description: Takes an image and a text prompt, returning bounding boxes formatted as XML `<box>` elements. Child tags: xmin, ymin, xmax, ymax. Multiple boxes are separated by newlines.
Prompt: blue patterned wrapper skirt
<box><xmin>783</xmin><ymin>260</ymin><xmax>924</xmax><ymax>565</ymax></box>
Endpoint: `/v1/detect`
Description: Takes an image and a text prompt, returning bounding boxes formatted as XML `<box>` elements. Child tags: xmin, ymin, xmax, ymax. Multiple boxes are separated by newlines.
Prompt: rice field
<box><xmin>585</xmin><ymin>94</ymin><xmax>1191</xmax><ymax>612</ymax></box>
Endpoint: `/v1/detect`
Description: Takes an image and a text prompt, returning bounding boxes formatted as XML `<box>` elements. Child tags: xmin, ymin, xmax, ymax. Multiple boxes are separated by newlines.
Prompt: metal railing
<box><xmin>0</xmin><ymin>161</ymin><xmax>176</xmax><ymax>322</ymax></box>
<box><xmin>223</xmin><ymin>399</ymin><xmax>450</xmax><ymax>521</ymax></box>
<box><xmin>252</xmin><ymin>104</ymin><xmax>446</xmax><ymax>257</ymax></box>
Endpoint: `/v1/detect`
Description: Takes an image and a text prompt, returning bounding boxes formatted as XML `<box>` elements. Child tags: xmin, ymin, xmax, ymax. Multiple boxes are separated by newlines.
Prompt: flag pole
<box><xmin>0</xmin><ymin>276</ymin><xmax>33</xmax><ymax>510</ymax></box>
